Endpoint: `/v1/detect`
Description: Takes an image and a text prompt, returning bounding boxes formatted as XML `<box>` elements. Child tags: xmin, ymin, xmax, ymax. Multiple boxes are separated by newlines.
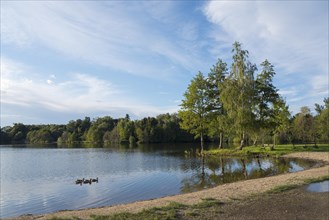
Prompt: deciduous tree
<box><xmin>179</xmin><ymin>72</ymin><xmax>210</xmax><ymax>153</ymax></box>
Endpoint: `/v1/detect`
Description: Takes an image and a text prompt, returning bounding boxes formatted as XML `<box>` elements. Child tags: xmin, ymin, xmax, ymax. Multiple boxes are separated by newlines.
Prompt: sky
<box><xmin>1</xmin><ymin>1</ymin><xmax>328</xmax><ymax>127</ymax></box>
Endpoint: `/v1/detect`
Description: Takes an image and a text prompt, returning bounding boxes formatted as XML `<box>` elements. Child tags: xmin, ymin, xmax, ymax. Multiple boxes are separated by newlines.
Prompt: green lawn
<box><xmin>204</xmin><ymin>144</ymin><xmax>329</xmax><ymax>157</ymax></box>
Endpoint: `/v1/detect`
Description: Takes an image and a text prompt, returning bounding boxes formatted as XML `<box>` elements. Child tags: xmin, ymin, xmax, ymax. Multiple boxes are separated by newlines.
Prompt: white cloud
<box><xmin>1</xmin><ymin>1</ymin><xmax>206</xmax><ymax>80</ymax></box>
<box><xmin>203</xmin><ymin>1</ymin><xmax>328</xmax><ymax>113</ymax></box>
<box><xmin>0</xmin><ymin>58</ymin><xmax>178</xmax><ymax>125</ymax></box>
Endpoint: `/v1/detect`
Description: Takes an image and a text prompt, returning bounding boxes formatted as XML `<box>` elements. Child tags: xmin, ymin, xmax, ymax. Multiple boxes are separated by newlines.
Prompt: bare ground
<box><xmin>178</xmin><ymin>186</ymin><xmax>329</xmax><ymax>220</ymax></box>
<box><xmin>10</xmin><ymin>152</ymin><xmax>329</xmax><ymax>220</ymax></box>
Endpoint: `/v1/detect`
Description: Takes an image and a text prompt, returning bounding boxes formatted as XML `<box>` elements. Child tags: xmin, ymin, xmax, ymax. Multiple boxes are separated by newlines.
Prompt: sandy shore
<box><xmin>12</xmin><ymin>152</ymin><xmax>329</xmax><ymax>220</ymax></box>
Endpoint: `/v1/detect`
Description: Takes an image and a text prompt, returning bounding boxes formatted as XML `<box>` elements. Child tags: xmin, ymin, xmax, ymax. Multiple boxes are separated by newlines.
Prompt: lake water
<box><xmin>306</xmin><ymin>180</ymin><xmax>329</xmax><ymax>192</ymax></box>
<box><xmin>0</xmin><ymin>144</ymin><xmax>320</xmax><ymax>218</ymax></box>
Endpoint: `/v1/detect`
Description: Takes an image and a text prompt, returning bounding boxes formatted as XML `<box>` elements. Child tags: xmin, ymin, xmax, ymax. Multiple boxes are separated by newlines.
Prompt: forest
<box><xmin>1</xmin><ymin>42</ymin><xmax>328</xmax><ymax>147</ymax></box>
<box><xmin>0</xmin><ymin>113</ymin><xmax>194</xmax><ymax>145</ymax></box>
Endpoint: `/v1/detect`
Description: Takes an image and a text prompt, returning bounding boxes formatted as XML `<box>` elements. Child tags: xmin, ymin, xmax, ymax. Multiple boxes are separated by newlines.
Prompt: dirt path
<box><xmin>180</xmin><ymin>186</ymin><xmax>329</xmax><ymax>220</ymax></box>
<box><xmin>12</xmin><ymin>152</ymin><xmax>329</xmax><ymax>220</ymax></box>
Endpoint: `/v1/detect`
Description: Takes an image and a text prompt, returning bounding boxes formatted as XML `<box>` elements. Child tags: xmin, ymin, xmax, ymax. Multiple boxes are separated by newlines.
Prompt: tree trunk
<box><xmin>220</xmin><ymin>158</ymin><xmax>225</xmax><ymax>175</ymax></box>
<box><xmin>239</xmin><ymin>131</ymin><xmax>245</xmax><ymax>150</ymax></box>
<box><xmin>241</xmin><ymin>159</ymin><xmax>247</xmax><ymax>177</ymax></box>
<box><xmin>201</xmin><ymin>155</ymin><xmax>205</xmax><ymax>176</ymax></box>
<box><xmin>271</xmin><ymin>134</ymin><xmax>276</xmax><ymax>150</ymax></box>
<box><xmin>219</xmin><ymin>132</ymin><xmax>223</xmax><ymax>149</ymax></box>
<box><xmin>200</xmin><ymin>132</ymin><xmax>204</xmax><ymax>154</ymax></box>
<box><xmin>253</xmin><ymin>137</ymin><xmax>258</xmax><ymax>146</ymax></box>
<box><xmin>257</xmin><ymin>159</ymin><xmax>262</xmax><ymax>170</ymax></box>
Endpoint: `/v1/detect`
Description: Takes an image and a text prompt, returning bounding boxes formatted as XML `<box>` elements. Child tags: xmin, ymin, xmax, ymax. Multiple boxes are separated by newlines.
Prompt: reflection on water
<box><xmin>306</xmin><ymin>180</ymin><xmax>329</xmax><ymax>192</ymax></box>
<box><xmin>0</xmin><ymin>144</ymin><xmax>320</xmax><ymax>218</ymax></box>
<box><xmin>180</xmin><ymin>156</ymin><xmax>318</xmax><ymax>193</ymax></box>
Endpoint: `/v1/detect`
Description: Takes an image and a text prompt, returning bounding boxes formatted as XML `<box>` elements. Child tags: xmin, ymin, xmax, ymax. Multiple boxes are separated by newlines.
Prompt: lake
<box><xmin>0</xmin><ymin>144</ymin><xmax>320</xmax><ymax>218</ymax></box>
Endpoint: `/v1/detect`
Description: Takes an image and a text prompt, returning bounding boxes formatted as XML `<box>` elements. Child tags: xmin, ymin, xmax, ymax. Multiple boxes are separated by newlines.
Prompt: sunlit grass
<box><xmin>268</xmin><ymin>175</ymin><xmax>329</xmax><ymax>194</ymax></box>
<box><xmin>268</xmin><ymin>184</ymin><xmax>301</xmax><ymax>193</ymax></box>
<box><xmin>88</xmin><ymin>199</ymin><xmax>225</xmax><ymax>220</ymax></box>
<box><xmin>90</xmin><ymin>202</ymin><xmax>186</xmax><ymax>220</ymax></box>
<box><xmin>304</xmin><ymin>175</ymin><xmax>329</xmax><ymax>184</ymax></box>
<box><xmin>204</xmin><ymin>144</ymin><xmax>329</xmax><ymax>157</ymax></box>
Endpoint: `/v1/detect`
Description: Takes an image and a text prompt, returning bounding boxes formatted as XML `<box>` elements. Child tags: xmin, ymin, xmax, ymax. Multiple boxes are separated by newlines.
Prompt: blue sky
<box><xmin>1</xmin><ymin>1</ymin><xmax>328</xmax><ymax>126</ymax></box>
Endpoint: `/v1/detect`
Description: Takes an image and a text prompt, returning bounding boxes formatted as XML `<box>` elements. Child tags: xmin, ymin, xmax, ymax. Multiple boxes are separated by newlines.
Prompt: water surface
<box><xmin>306</xmin><ymin>180</ymin><xmax>329</xmax><ymax>192</ymax></box>
<box><xmin>0</xmin><ymin>144</ymin><xmax>320</xmax><ymax>218</ymax></box>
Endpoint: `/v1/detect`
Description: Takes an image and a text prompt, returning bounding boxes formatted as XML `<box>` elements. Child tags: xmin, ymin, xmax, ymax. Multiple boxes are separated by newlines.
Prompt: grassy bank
<box><xmin>204</xmin><ymin>144</ymin><xmax>329</xmax><ymax>157</ymax></box>
<box><xmin>268</xmin><ymin>175</ymin><xmax>329</xmax><ymax>194</ymax></box>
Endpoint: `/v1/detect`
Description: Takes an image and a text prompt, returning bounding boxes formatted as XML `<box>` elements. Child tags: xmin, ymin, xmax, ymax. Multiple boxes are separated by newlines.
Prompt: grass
<box><xmin>304</xmin><ymin>175</ymin><xmax>329</xmax><ymax>184</ymax></box>
<box><xmin>268</xmin><ymin>184</ymin><xmax>301</xmax><ymax>193</ymax></box>
<box><xmin>204</xmin><ymin>144</ymin><xmax>329</xmax><ymax>157</ymax></box>
<box><xmin>88</xmin><ymin>200</ymin><xmax>223</xmax><ymax>220</ymax></box>
<box><xmin>193</xmin><ymin>198</ymin><xmax>225</xmax><ymax>209</ymax></box>
<box><xmin>85</xmin><ymin>199</ymin><xmax>224</xmax><ymax>220</ymax></box>
<box><xmin>268</xmin><ymin>175</ymin><xmax>329</xmax><ymax>194</ymax></box>
<box><xmin>89</xmin><ymin>202</ymin><xmax>186</xmax><ymax>220</ymax></box>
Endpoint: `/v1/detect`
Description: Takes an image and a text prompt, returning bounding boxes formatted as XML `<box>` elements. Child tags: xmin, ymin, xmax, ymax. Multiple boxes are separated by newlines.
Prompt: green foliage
<box><xmin>218</xmin><ymin>42</ymin><xmax>257</xmax><ymax>149</ymax></box>
<box><xmin>205</xmin><ymin>144</ymin><xmax>329</xmax><ymax>157</ymax></box>
<box><xmin>206</xmin><ymin>59</ymin><xmax>228</xmax><ymax>148</ymax></box>
<box><xmin>314</xmin><ymin>98</ymin><xmax>329</xmax><ymax>143</ymax></box>
<box><xmin>178</xmin><ymin>42</ymin><xmax>327</xmax><ymax>149</ymax></box>
<box><xmin>179</xmin><ymin>72</ymin><xmax>210</xmax><ymax>152</ymax></box>
<box><xmin>27</xmin><ymin>128</ymin><xmax>54</xmax><ymax>143</ymax></box>
<box><xmin>1</xmin><ymin>113</ymin><xmax>193</xmax><ymax>145</ymax></box>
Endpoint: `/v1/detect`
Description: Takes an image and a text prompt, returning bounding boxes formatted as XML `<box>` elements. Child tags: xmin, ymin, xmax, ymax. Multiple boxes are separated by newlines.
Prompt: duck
<box><xmin>83</xmin><ymin>178</ymin><xmax>92</xmax><ymax>184</ymax></box>
<box><xmin>91</xmin><ymin>177</ymin><xmax>98</xmax><ymax>183</ymax></box>
<box><xmin>75</xmin><ymin>178</ymin><xmax>84</xmax><ymax>184</ymax></box>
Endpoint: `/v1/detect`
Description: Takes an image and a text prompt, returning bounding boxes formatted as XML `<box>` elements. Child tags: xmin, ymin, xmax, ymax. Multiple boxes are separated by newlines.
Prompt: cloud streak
<box><xmin>0</xmin><ymin>58</ymin><xmax>178</xmax><ymax>125</ymax></box>
<box><xmin>2</xmin><ymin>1</ymin><xmax>208</xmax><ymax>80</ymax></box>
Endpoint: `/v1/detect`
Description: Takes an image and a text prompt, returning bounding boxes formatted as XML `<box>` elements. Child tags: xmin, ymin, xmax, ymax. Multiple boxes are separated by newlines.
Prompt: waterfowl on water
<box><xmin>75</xmin><ymin>178</ymin><xmax>84</xmax><ymax>184</ymax></box>
<box><xmin>83</xmin><ymin>179</ymin><xmax>92</xmax><ymax>184</ymax></box>
<box><xmin>75</xmin><ymin>177</ymin><xmax>98</xmax><ymax>185</ymax></box>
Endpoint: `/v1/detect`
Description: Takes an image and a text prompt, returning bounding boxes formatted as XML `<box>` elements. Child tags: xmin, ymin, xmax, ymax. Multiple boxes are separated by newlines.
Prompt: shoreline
<box><xmin>10</xmin><ymin>152</ymin><xmax>329</xmax><ymax>220</ymax></box>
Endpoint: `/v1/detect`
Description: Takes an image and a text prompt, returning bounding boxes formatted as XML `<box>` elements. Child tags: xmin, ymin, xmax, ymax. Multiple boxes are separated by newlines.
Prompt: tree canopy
<box><xmin>178</xmin><ymin>42</ymin><xmax>327</xmax><ymax>151</ymax></box>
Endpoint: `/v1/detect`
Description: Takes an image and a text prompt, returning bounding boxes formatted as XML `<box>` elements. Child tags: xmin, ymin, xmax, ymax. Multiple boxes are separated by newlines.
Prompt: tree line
<box><xmin>0</xmin><ymin>113</ymin><xmax>194</xmax><ymax>145</ymax></box>
<box><xmin>178</xmin><ymin>42</ymin><xmax>328</xmax><ymax>152</ymax></box>
<box><xmin>1</xmin><ymin>42</ymin><xmax>328</xmax><ymax>148</ymax></box>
